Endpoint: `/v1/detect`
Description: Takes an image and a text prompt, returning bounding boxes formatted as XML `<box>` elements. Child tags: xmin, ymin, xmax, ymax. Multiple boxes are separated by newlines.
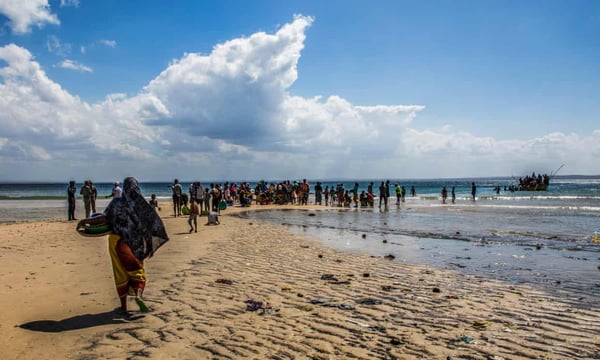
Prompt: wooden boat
<box><xmin>518</xmin><ymin>182</ymin><xmax>548</xmax><ymax>191</ymax></box>
<box><xmin>516</xmin><ymin>165</ymin><xmax>563</xmax><ymax>192</ymax></box>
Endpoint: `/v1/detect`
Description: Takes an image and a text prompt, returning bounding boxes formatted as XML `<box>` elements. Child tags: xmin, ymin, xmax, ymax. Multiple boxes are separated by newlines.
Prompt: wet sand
<box><xmin>0</xmin><ymin>204</ymin><xmax>598</xmax><ymax>359</ymax></box>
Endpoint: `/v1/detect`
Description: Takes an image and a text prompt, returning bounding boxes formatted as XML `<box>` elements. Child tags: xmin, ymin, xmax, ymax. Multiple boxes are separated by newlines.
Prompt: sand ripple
<box><xmin>72</xmin><ymin>215</ymin><xmax>599</xmax><ymax>360</ymax></box>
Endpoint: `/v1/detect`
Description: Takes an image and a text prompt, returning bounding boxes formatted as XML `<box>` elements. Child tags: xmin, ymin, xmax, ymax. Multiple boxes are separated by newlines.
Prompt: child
<box><xmin>188</xmin><ymin>199</ymin><xmax>200</xmax><ymax>233</ymax></box>
<box><xmin>206</xmin><ymin>211</ymin><xmax>220</xmax><ymax>225</ymax></box>
<box><xmin>149</xmin><ymin>194</ymin><xmax>161</xmax><ymax>211</ymax></box>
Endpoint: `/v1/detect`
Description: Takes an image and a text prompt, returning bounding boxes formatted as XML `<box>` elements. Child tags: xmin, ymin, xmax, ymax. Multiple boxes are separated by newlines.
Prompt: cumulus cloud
<box><xmin>0</xmin><ymin>0</ymin><xmax>59</xmax><ymax>34</ymax></box>
<box><xmin>0</xmin><ymin>44</ymin><xmax>90</xmax><ymax>139</ymax></box>
<box><xmin>57</xmin><ymin>59</ymin><xmax>92</xmax><ymax>72</ymax></box>
<box><xmin>0</xmin><ymin>16</ymin><xmax>598</xmax><ymax>181</ymax></box>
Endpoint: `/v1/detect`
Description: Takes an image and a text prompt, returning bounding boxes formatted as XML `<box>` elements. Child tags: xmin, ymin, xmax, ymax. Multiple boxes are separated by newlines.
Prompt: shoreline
<box><xmin>1</xmin><ymin>204</ymin><xmax>599</xmax><ymax>359</ymax></box>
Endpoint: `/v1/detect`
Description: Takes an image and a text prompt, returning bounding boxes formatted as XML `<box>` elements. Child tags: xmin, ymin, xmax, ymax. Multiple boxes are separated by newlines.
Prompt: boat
<box><xmin>516</xmin><ymin>164</ymin><xmax>563</xmax><ymax>192</ymax></box>
<box><xmin>518</xmin><ymin>181</ymin><xmax>548</xmax><ymax>191</ymax></box>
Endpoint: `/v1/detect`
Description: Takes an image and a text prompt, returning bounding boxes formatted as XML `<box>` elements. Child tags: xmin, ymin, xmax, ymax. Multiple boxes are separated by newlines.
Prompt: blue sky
<box><xmin>0</xmin><ymin>0</ymin><xmax>599</xmax><ymax>182</ymax></box>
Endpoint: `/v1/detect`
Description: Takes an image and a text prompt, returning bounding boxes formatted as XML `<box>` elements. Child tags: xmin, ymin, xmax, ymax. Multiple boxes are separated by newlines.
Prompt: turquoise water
<box><xmin>1</xmin><ymin>175</ymin><xmax>598</xmax><ymax>200</ymax></box>
<box><xmin>1</xmin><ymin>176</ymin><xmax>599</xmax><ymax>225</ymax></box>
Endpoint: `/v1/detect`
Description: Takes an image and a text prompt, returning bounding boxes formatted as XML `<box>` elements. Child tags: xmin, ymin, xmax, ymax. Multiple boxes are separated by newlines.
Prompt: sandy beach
<box><xmin>1</xmin><ymin>204</ymin><xmax>598</xmax><ymax>360</ymax></box>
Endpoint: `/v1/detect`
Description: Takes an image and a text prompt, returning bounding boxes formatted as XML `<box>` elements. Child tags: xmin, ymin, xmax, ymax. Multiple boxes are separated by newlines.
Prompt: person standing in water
<box><xmin>471</xmin><ymin>182</ymin><xmax>477</xmax><ymax>201</ymax></box>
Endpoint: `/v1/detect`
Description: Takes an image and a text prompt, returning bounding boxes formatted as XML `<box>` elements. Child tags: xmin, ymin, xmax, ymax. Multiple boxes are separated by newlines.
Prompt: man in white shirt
<box><xmin>106</xmin><ymin>181</ymin><xmax>122</xmax><ymax>199</ymax></box>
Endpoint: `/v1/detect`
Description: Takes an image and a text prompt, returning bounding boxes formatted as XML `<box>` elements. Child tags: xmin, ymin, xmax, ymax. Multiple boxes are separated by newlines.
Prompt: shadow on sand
<box><xmin>19</xmin><ymin>311</ymin><xmax>143</xmax><ymax>333</ymax></box>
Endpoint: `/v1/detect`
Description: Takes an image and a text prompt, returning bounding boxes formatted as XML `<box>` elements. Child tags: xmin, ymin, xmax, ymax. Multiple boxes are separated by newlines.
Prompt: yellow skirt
<box><xmin>108</xmin><ymin>234</ymin><xmax>146</xmax><ymax>298</ymax></box>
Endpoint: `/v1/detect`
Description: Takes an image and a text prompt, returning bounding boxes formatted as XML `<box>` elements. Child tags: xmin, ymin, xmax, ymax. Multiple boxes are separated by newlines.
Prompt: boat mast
<box><xmin>550</xmin><ymin>164</ymin><xmax>565</xmax><ymax>179</ymax></box>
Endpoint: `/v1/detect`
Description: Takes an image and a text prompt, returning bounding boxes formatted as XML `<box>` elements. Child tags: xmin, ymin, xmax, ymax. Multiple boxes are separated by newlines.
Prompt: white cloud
<box><xmin>0</xmin><ymin>0</ymin><xmax>59</xmax><ymax>34</ymax></box>
<box><xmin>60</xmin><ymin>0</ymin><xmax>79</xmax><ymax>7</ymax></box>
<box><xmin>0</xmin><ymin>16</ymin><xmax>598</xmax><ymax>181</ymax></box>
<box><xmin>46</xmin><ymin>35</ymin><xmax>71</xmax><ymax>56</ymax></box>
<box><xmin>57</xmin><ymin>59</ymin><xmax>92</xmax><ymax>72</ymax></box>
<box><xmin>0</xmin><ymin>44</ymin><xmax>89</xmax><ymax>137</ymax></box>
<box><xmin>99</xmin><ymin>39</ymin><xmax>117</xmax><ymax>48</ymax></box>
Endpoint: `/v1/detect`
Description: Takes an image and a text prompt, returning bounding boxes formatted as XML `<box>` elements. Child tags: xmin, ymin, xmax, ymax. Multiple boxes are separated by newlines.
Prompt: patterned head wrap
<box><xmin>104</xmin><ymin>177</ymin><xmax>169</xmax><ymax>261</ymax></box>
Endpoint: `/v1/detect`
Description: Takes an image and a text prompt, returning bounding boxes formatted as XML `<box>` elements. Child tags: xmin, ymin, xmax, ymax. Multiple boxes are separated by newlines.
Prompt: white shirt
<box><xmin>112</xmin><ymin>186</ymin><xmax>122</xmax><ymax>198</ymax></box>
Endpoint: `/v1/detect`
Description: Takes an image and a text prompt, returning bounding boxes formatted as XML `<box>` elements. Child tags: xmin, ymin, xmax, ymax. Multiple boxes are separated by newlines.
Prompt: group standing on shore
<box><xmin>67</xmin><ymin>178</ymin><xmax>485</xmax><ymax>221</ymax></box>
<box><xmin>66</xmin><ymin>179</ymin><xmax>122</xmax><ymax>221</ymax></box>
<box><xmin>165</xmin><ymin>179</ymin><xmax>432</xmax><ymax>212</ymax></box>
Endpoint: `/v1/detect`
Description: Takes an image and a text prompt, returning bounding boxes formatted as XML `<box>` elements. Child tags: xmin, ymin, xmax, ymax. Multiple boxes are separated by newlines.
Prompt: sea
<box><xmin>1</xmin><ymin>176</ymin><xmax>599</xmax><ymax>304</ymax></box>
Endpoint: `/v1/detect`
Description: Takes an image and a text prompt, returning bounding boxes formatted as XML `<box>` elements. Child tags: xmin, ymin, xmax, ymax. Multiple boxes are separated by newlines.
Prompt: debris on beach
<box><xmin>320</xmin><ymin>274</ymin><xmax>338</xmax><ymax>281</ymax></box>
<box><xmin>356</xmin><ymin>298</ymin><xmax>381</xmax><ymax>305</ymax></box>
<box><xmin>244</xmin><ymin>300</ymin><xmax>279</xmax><ymax>315</ymax></box>
<box><xmin>336</xmin><ymin>303</ymin><xmax>354</xmax><ymax>310</ymax></box>
<box><xmin>244</xmin><ymin>300</ymin><xmax>263</xmax><ymax>311</ymax></box>
<box><xmin>215</xmin><ymin>278</ymin><xmax>234</xmax><ymax>285</ymax></box>
<box><xmin>449</xmin><ymin>336</ymin><xmax>474</xmax><ymax>344</ymax></box>
<box><xmin>383</xmin><ymin>254</ymin><xmax>395</xmax><ymax>260</ymax></box>
<box><xmin>320</xmin><ymin>274</ymin><xmax>352</xmax><ymax>285</ymax></box>
<box><xmin>259</xmin><ymin>304</ymin><xmax>279</xmax><ymax>315</ymax></box>
<box><xmin>309</xmin><ymin>297</ymin><xmax>336</xmax><ymax>305</ymax></box>
<box><xmin>346</xmin><ymin>319</ymin><xmax>386</xmax><ymax>332</ymax></box>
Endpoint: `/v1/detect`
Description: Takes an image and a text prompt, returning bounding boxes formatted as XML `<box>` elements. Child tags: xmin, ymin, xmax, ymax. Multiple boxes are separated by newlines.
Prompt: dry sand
<box><xmin>0</xmin><ymin>204</ymin><xmax>598</xmax><ymax>359</ymax></box>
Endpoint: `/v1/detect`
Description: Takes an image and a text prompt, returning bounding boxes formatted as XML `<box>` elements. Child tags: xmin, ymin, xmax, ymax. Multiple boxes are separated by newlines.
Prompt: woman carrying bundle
<box><xmin>77</xmin><ymin>177</ymin><xmax>169</xmax><ymax>315</ymax></box>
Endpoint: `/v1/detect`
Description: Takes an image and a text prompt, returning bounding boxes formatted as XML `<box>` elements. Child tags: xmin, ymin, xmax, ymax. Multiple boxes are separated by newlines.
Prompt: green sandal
<box><xmin>135</xmin><ymin>298</ymin><xmax>151</xmax><ymax>313</ymax></box>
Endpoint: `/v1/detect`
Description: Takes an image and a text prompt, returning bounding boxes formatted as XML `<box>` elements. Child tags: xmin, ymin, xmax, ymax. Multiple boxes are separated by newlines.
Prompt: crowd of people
<box><xmin>167</xmin><ymin>178</ymin><xmax>481</xmax><ymax>211</ymax></box>
<box><xmin>68</xmin><ymin>178</ymin><xmax>484</xmax><ymax>222</ymax></box>
<box><xmin>164</xmin><ymin>179</ymin><xmax>426</xmax><ymax>212</ymax></box>
<box><xmin>517</xmin><ymin>172</ymin><xmax>550</xmax><ymax>191</ymax></box>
